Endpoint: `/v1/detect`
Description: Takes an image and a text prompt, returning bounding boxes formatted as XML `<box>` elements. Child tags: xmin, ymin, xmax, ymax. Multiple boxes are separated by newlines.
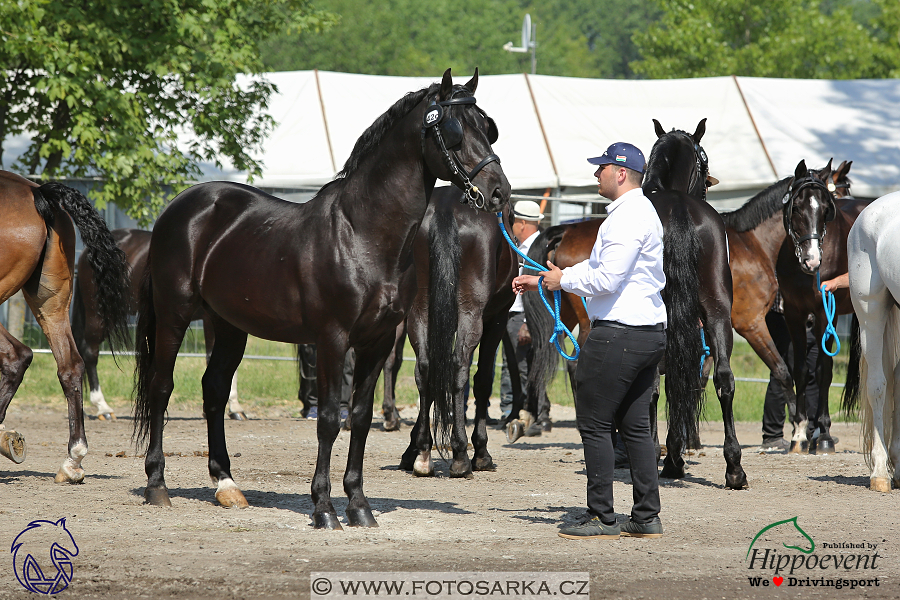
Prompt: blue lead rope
<box><xmin>497</xmin><ymin>213</ymin><xmax>580</xmax><ymax>360</ymax></box>
<box><xmin>816</xmin><ymin>271</ymin><xmax>840</xmax><ymax>356</ymax></box>
<box><xmin>699</xmin><ymin>327</ymin><xmax>711</xmax><ymax>378</ymax></box>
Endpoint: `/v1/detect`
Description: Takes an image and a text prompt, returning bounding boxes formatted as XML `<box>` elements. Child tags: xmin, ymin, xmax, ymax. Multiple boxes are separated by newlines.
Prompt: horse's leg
<box><xmin>382</xmin><ymin>321</ymin><xmax>406</xmax><ymax>431</ymax></box>
<box><xmin>0</xmin><ymin>323</ymin><xmax>33</xmax><ymax>463</ymax></box>
<box><xmin>807</xmin><ymin>313</ymin><xmax>835</xmax><ymax>454</ymax></box>
<box><xmin>201</xmin><ymin>315</ymin><xmax>249</xmax><ymax>508</ymax></box>
<box><xmin>706</xmin><ymin>314</ymin><xmax>746</xmax><ymax>489</ymax></box>
<box><xmin>399</xmin><ymin>311</ymin><xmax>435</xmax><ymax>476</ymax></box>
<box><xmin>783</xmin><ymin>309</ymin><xmax>811</xmax><ymax>454</ymax></box>
<box><xmin>311</xmin><ymin>333</ymin><xmax>351</xmax><ymax>528</ymax></box>
<box><xmin>344</xmin><ymin>336</ymin><xmax>394</xmax><ymax>527</ymax></box>
<box><xmin>446</xmin><ymin>315</ymin><xmax>482</xmax><ymax>479</ymax></box>
<box><xmin>891</xmin><ymin>358</ymin><xmax>900</xmax><ymax>489</ymax></box>
<box><xmin>79</xmin><ymin>313</ymin><xmax>115</xmax><ymax>421</ymax></box>
<box><xmin>22</xmin><ymin>273</ymin><xmax>90</xmax><ymax>483</ymax></box>
<box><xmin>470</xmin><ymin>314</ymin><xmax>503</xmax><ymax>472</ymax></box>
<box><xmin>201</xmin><ymin>311</ymin><xmax>246</xmax><ymax>420</ymax></box>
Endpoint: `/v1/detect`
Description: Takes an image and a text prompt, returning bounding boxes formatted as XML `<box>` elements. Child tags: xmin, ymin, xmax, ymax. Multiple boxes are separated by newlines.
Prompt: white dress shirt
<box><xmin>510</xmin><ymin>230</ymin><xmax>541</xmax><ymax>313</ymax></box>
<box><xmin>559</xmin><ymin>187</ymin><xmax>666</xmax><ymax>327</ymax></box>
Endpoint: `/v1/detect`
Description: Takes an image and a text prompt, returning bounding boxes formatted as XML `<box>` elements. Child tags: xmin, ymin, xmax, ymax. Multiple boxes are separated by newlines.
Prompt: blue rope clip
<box><xmin>699</xmin><ymin>326</ymin><xmax>711</xmax><ymax>378</ymax></box>
<box><xmin>497</xmin><ymin>213</ymin><xmax>580</xmax><ymax>360</ymax></box>
<box><xmin>816</xmin><ymin>271</ymin><xmax>840</xmax><ymax>357</ymax></box>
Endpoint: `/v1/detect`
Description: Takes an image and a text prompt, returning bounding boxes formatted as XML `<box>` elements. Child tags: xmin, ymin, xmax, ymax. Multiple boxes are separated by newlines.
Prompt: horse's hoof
<box><xmin>726</xmin><ymin>471</ymin><xmax>749</xmax><ymax>490</ymax></box>
<box><xmin>228</xmin><ymin>411</ymin><xmax>247</xmax><ymax>421</ymax></box>
<box><xmin>473</xmin><ymin>455</ymin><xmax>495</xmax><ymax>471</ymax></box>
<box><xmin>144</xmin><ymin>487</ymin><xmax>173</xmax><ymax>506</ymax></box>
<box><xmin>788</xmin><ymin>440</ymin><xmax>807</xmax><ymax>454</ymax></box>
<box><xmin>313</xmin><ymin>512</ymin><xmax>344</xmax><ymax>530</ymax></box>
<box><xmin>413</xmin><ymin>455</ymin><xmax>434</xmax><ymax>477</ymax></box>
<box><xmin>0</xmin><ymin>430</ymin><xmax>26</xmax><ymax>464</ymax></box>
<box><xmin>398</xmin><ymin>453</ymin><xmax>415</xmax><ymax>471</ymax></box>
<box><xmin>542</xmin><ymin>420</ymin><xmax>552</xmax><ymax>433</ymax></box>
<box><xmin>98</xmin><ymin>412</ymin><xmax>116</xmax><ymax>422</ymax></box>
<box><xmin>382</xmin><ymin>416</ymin><xmax>400</xmax><ymax>432</ymax></box>
<box><xmin>449</xmin><ymin>458</ymin><xmax>473</xmax><ymax>478</ymax></box>
<box><xmin>54</xmin><ymin>468</ymin><xmax>85</xmax><ymax>484</ymax></box>
<box><xmin>871</xmin><ymin>477</ymin><xmax>891</xmax><ymax>493</ymax></box>
<box><xmin>346</xmin><ymin>507</ymin><xmax>379</xmax><ymax>527</ymax></box>
<box><xmin>814</xmin><ymin>438</ymin><xmax>835</xmax><ymax>455</ymax></box>
<box><xmin>506</xmin><ymin>420</ymin><xmax>524</xmax><ymax>444</ymax></box>
<box><xmin>660</xmin><ymin>457</ymin><xmax>686</xmax><ymax>479</ymax></box>
<box><xmin>216</xmin><ymin>487</ymin><xmax>249</xmax><ymax>508</ymax></box>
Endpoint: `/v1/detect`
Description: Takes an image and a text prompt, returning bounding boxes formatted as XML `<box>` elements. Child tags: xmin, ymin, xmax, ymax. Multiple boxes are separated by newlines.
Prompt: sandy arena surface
<box><xmin>0</xmin><ymin>402</ymin><xmax>897</xmax><ymax>599</ymax></box>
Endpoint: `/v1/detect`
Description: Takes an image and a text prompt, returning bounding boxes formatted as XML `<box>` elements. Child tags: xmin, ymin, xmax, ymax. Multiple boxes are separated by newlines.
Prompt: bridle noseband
<box><xmin>421</xmin><ymin>94</ymin><xmax>501</xmax><ymax>209</ymax></box>
<box><xmin>782</xmin><ymin>174</ymin><xmax>835</xmax><ymax>261</ymax></box>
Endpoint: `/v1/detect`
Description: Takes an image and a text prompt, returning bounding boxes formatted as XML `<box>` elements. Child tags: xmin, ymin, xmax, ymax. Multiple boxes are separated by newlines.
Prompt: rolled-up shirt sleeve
<box><xmin>559</xmin><ymin>224</ymin><xmax>643</xmax><ymax>298</ymax></box>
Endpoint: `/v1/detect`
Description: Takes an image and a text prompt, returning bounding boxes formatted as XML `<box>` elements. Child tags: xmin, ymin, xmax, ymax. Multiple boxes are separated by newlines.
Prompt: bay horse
<box><xmin>842</xmin><ymin>190</ymin><xmax>900</xmax><ymax>492</ymax></box>
<box><xmin>723</xmin><ymin>160</ymin><xmax>851</xmax><ymax>454</ymax></box>
<box><xmin>391</xmin><ymin>186</ymin><xmax>519</xmax><ymax>477</ymax></box>
<box><xmin>523</xmin><ymin>119</ymin><xmax>748</xmax><ymax>490</ymax></box>
<box><xmin>131</xmin><ymin>69</ymin><xmax>510</xmax><ymax>529</ymax></box>
<box><xmin>0</xmin><ymin>171</ymin><xmax>130</xmax><ymax>482</ymax></box>
<box><xmin>775</xmin><ymin>161</ymin><xmax>866</xmax><ymax>453</ymax></box>
<box><xmin>72</xmin><ymin>228</ymin><xmax>247</xmax><ymax>421</ymax></box>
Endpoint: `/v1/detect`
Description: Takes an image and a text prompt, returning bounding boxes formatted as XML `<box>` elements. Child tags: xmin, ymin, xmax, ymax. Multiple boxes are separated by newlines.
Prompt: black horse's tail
<box><xmin>427</xmin><ymin>206</ymin><xmax>460</xmax><ymax>457</ymax></box>
<box><xmin>522</xmin><ymin>224</ymin><xmax>570</xmax><ymax>404</ymax></box>
<box><xmin>842</xmin><ymin>313</ymin><xmax>861</xmax><ymax>414</ymax></box>
<box><xmin>132</xmin><ymin>260</ymin><xmax>157</xmax><ymax>445</ymax></box>
<box><xmin>33</xmin><ymin>182</ymin><xmax>130</xmax><ymax>350</ymax></box>
<box><xmin>663</xmin><ymin>202</ymin><xmax>704</xmax><ymax>447</ymax></box>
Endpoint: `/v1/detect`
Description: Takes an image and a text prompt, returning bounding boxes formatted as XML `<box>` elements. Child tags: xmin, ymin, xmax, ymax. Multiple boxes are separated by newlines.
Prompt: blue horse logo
<box><xmin>11</xmin><ymin>518</ymin><xmax>79</xmax><ymax>594</ymax></box>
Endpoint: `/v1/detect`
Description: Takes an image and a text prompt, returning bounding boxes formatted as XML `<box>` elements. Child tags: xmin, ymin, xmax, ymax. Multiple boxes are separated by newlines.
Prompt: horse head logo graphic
<box><xmin>11</xmin><ymin>518</ymin><xmax>79</xmax><ymax>594</ymax></box>
<box><xmin>747</xmin><ymin>516</ymin><xmax>815</xmax><ymax>559</ymax></box>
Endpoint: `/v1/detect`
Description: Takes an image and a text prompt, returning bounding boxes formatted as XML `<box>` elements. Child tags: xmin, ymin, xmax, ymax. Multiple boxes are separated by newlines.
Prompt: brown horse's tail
<box><xmin>32</xmin><ymin>183</ymin><xmax>130</xmax><ymax>351</ymax></box>
<box><xmin>132</xmin><ymin>259</ymin><xmax>156</xmax><ymax>446</ymax></box>
<box><xmin>662</xmin><ymin>200</ymin><xmax>704</xmax><ymax>448</ymax></box>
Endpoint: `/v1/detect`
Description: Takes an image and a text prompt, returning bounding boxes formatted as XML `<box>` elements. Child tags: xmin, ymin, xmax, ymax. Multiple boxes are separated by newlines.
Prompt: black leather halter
<box><xmin>421</xmin><ymin>94</ymin><xmax>501</xmax><ymax>209</ymax></box>
<box><xmin>782</xmin><ymin>175</ymin><xmax>834</xmax><ymax>260</ymax></box>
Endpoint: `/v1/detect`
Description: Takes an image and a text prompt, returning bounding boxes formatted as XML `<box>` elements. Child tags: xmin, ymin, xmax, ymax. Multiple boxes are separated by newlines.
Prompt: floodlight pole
<box><xmin>503</xmin><ymin>14</ymin><xmax>536</xmax><ymax>75</ymax></box>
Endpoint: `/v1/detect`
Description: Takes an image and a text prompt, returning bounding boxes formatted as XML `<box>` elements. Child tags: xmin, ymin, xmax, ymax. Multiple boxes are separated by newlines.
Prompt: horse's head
<box><xmin>644</xmin><ymin>118</ymin><xmax>713</xmax><ymax>201</ymax></box>
<box><xmin>832</xmin><ymin>160</ymin><xmax>853</xmax><ymax>199</ymax></box>
<box><xmin>783</xmin><ymin>159</ymin><xmax>836</xmax><ymax>274</ymax></box>
<box><xmin>421</xmin><ymin>68</ymin><xmax>510</xmax><ymax>212</ymax></box>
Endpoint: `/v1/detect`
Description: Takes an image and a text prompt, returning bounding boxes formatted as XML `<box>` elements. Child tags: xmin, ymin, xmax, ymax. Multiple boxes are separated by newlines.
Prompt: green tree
<box><xmin>0</xmin><ymin>0</ymin><xmax>332</xmax><ymax>223</ymax></box>
<box><xmin>631</xmin><ymin>0</ymin><xmax>891</xmax><ymax>79</ymax></box>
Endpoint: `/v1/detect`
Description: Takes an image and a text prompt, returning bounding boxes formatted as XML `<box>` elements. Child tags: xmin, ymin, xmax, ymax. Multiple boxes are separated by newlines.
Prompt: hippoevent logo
<box><xmin>745</xmin><ymin>517</ymin><xmax>881</xmax><ymax>591</ymax></box>
<box><xmin>10</xmin><ymin>518</ymin><xmax>79</xmax><ymax>595</ymax></box>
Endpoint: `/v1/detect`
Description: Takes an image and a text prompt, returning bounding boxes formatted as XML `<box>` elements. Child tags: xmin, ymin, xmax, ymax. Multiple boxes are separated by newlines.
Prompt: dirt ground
<box><xmin>1</xmin><ymin>401</ymin><xmax>898</xmax><ymax>600</ymax></box>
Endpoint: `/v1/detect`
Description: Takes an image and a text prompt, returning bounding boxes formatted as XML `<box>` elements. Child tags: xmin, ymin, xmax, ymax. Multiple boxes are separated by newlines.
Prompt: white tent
<box><xmin>4</xmin><ymin>71</ymin><xmax>900</xmax><ymax>202</ymax></box>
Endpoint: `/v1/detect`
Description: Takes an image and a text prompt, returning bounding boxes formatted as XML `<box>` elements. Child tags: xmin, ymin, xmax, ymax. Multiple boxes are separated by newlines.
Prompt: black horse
<box><xmin>523</xmin><ymin>119</ymin><xmax>747</xmax><ymax>490</ymax></box>
<box><xmin>132</xmin><ymin>69</ymin><xmax>510</xmax><ymax>529</ymax></box>
<box><xmin>384</xmin><ymin>186</ymin><xmax>519</xmax><ymax>477</ymax></box>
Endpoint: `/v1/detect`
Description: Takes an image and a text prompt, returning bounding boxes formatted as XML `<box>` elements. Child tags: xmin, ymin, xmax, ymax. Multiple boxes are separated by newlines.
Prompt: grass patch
<box><xmin>11</xmin><ymin>336</ymin><xmax>856</xmax><ymax>424</ymax></box>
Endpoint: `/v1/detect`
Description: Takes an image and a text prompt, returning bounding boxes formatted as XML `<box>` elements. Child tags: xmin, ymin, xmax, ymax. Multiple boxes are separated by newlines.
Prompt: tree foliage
<box><xmin>0</xmin><ymin>0</ymin><xmax>332</xmax><ymax>223</ymax></box>
<box><xmin>631</xmin><ymin>0</ymin><xmax>898</xmax><ymax>79</ymax></box>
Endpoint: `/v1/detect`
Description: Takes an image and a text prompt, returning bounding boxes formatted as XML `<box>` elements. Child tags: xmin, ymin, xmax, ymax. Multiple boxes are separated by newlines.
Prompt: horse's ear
<box><xmin>653</xmin><ymin>119</ymin><xmax>665</xmax><ymax>138</ymax></box>
<box><xmin>693</xmin><ymin>118</ymin><xmax>707</xmax><ymax>143</ymax></box>
<box><xmin>439</xmin><ymin>68</ymin><xmax>453</xmax><ymax>101</ymax></box>
<box><xmin>486</xmin><ymin>115</ymin><xmax>499</xmax><ymax>145</ymax></box>
<box><xmin>820</xmin><ymin>158</ymin><xmax>834</xmax><ymax>181</ymax></box>
<box><xmin>794</xmin><ymin>159</ymin><xmax>809</xmax><ymax>179</ymax></box>
<box><xmin>464</xmin><ymin>68</ymin><xmax>479</xmax><ymax>94</ymax></box>
<box><xmin>835</xmin><ymin>159</ymin><xmax>852</xmax><ymax>180</ymax></box>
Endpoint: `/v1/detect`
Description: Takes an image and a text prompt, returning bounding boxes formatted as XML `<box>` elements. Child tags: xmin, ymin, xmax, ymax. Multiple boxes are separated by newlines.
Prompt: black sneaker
<box><xmin>620</xmin><ymin>516</ymin><xmax>663</xmax><ymax>538</ymax></box>
<box><xmin>761</xmin><ymin>438</ymin><xmax>790</xmax><ymax>452</ymax></box>
<box><xmin>558</xmin><ymin>517</ymin><xmax>620</xmax><ymax>540</ymax></box>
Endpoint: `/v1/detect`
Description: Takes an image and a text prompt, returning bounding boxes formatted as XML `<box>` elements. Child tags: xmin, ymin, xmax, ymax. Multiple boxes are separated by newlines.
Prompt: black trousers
<box><xmin>761</xmin><ymin>312</ymin><xmax>819</xmax><ymax>443</ymax></box>
<box><xmin>574</xmin><ymin>323</ymin><xmax>666</xmax><ymax>525</ymax></box>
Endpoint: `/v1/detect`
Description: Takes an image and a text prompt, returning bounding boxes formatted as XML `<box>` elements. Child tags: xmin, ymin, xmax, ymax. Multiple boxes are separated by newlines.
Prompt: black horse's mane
<box><xmin>643</xmin><ymin>131</ymin><xmax>693</xmax><ymax>193</ymax></box>
<box><xmin>721</xmin><ymin>176</ymin><xmax>793</xmax><ymax>232</ymax></box>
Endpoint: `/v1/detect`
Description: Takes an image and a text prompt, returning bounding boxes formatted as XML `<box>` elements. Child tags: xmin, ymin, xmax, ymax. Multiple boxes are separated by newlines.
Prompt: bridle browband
<box><xmin>421</xmin><ymin>94</ymin><xmax>501</xmax><ymax>209</ymax></box>
<box><xmin>782</xmin><ymin>174</ymin><xmax>835</xmax><ymax>261</ymax></box>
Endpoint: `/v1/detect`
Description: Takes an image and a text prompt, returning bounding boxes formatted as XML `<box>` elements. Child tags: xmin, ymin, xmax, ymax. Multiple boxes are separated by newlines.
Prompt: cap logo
<box><xmin>615</xmin><ymin>155</ymin><xmax>627</xmax><ymax>162</ymax></box>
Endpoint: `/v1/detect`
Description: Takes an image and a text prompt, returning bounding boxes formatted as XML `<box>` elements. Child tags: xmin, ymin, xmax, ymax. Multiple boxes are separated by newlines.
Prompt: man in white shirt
<box><xmin>513</xmin><ymin>142</ymin><xmax>666</xmax><ymax>540</ymax></box>
<box><xmin>499</xmin><ymin>200</ymin><xmax>544</xmax><ymax>427</ymax></box>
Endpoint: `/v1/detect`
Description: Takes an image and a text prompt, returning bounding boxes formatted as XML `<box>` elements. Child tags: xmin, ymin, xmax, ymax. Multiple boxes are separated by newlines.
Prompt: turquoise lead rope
<box><xmin>816</xmin><ymin>271</ymin><xmax>840</xmax><ymax>356</ymax></box>
<box><xmin>497</xmin><ymin>213</ymin><xmax>580</xmax><ymax>360</ymax></box>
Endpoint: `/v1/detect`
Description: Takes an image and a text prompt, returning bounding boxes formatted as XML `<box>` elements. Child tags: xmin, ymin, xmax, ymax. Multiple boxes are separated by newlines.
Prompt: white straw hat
<box><xmin>512</xmin><ymin>200</ymin><xmax>543</xmax><ymax>222</ymax></box>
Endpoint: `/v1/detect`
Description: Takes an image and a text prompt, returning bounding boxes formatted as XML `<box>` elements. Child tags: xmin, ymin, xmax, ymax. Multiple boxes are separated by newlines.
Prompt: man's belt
<box><xmin>591</xmin><ymin>319</ymin><xmax>665</xmax><ymax>331</ymax></box>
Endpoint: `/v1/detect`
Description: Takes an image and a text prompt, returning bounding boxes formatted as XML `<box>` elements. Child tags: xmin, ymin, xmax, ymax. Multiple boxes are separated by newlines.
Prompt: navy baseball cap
<box><xmin>587</xmin><ymin>142</ymin><xmax>646</xmax><ymax>174</ymax></box>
